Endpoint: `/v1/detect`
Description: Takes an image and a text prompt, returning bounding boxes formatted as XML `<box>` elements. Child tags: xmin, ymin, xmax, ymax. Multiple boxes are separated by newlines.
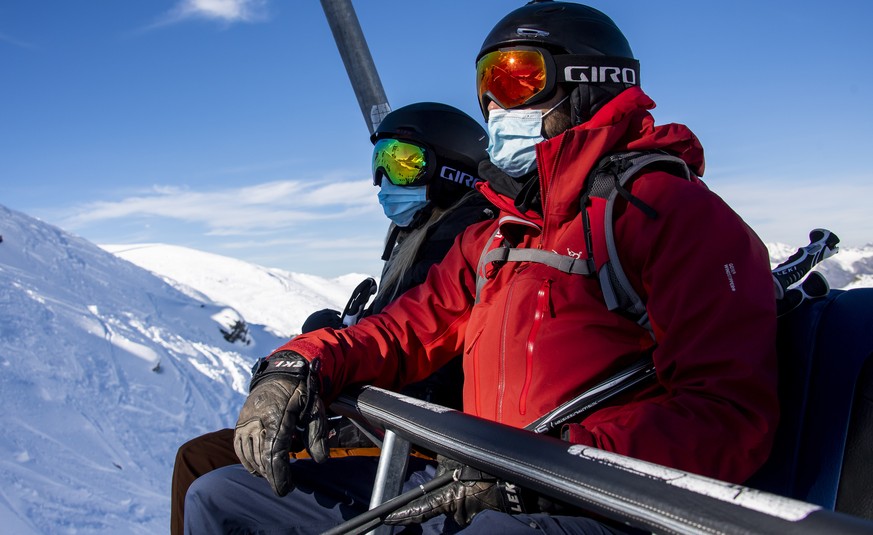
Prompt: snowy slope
<box><xmin>101</xmin><ymin>243</ymin><xmax>372</xmax><ymax>338</ymax></box>
<box><xmin>0</xmin><ymin>205</ymin><xmax>359</xmax><ymax>534</ymax></box>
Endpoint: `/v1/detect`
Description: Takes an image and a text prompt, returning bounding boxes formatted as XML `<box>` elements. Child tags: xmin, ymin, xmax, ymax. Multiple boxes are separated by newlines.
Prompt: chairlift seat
<box><xmin>747</xmin><ymin>288</ymin><xmax>873</xmax><ymax>520</ymax></box>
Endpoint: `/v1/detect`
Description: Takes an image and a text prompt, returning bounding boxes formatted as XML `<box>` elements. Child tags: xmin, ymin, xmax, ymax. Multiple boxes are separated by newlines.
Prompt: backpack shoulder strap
<box><xmin>584</xmin><ymin>151</ymin><xmax>692</xmax><ymax>336</ymax></box>
<box><xmin>482</xmin><ymin>247</ymin><xmax>592</xmax><ymax>276</ymax></box>
<box><xmin>474</xmin><ymin>151</ymin><xmax>693</xmax><ymax>338</ymax></box>
<box><xmin>475</xmin><ymin>225</ymin><xmax>504</xmax><ymax>304</ymax></box>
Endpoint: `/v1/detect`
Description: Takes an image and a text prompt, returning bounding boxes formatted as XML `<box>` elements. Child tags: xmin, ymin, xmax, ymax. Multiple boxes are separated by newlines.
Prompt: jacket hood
<box><xmin>477</xmin><ymin>86</ymin><xmax>705</xmax><ymax>223</ymax></box>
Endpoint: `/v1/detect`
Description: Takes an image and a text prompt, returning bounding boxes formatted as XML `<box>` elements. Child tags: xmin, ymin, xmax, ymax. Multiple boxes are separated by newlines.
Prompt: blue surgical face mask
<box><xmin>377</xmin><ymin>180</ymin><xmax>429</xmax><ymax>227</ymax></box>
<box><xmin>485</xmin><ymin>96</ymin><xmax>569</xmax><ymax>178</ymax></box>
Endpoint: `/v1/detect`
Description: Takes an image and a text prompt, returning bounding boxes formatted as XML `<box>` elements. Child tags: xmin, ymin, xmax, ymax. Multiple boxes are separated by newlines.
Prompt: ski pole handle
<box><xmin>772</xmin><ymin>228</ymin><xmax>839</xmax><ymax>299</ymax></box>
<box><xmin>340</xmin><ymin>277</ymin><xmax>378</xmax><ymax>327</ymax></box>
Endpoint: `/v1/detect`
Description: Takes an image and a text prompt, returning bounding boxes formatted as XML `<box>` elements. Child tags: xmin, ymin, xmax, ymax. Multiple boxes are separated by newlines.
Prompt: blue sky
<box><xmin>3</xmin><ymin>0</ymin><xmax>872</xmax><ymax>278</ymax></box>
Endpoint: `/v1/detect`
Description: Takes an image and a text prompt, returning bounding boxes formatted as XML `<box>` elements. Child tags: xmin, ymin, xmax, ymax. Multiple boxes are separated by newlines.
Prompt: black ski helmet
<box><xmin>371</xmin><ymin>102</ymin><xmax>488</xmax><ymax>209</ymax></box>
<box><xmin>477</xmin><ymin>0</ymin><xmax>639</xmax><ymax>125</ymax></box>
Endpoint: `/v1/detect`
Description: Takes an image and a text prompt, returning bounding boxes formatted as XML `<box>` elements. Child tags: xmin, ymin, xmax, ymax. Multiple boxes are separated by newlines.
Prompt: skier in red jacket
<box><xmin>190</xmin><ymin>2</ymin><xmax>778</xmax><ymax>533</ymax></box>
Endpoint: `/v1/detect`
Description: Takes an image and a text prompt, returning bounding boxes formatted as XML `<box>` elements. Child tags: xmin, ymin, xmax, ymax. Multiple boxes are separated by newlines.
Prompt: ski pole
<box><xmin>340</xmin><ymin>277</ymin><xmax>377</xmax><ymax>327</ymax></box>
<box><xmin>772</xmin><ymin>228</ymin><xmax>839</xmax><ymax>299</ymax></box>
<box><xmin>320</xmin><ymin>469</ymin><xmax>457</xmax><ymax>535</ymax></box>
<box><xmin>525</xmin><ymin>356</ymin><xmax>656</xmax><ymax>434</ymax></box>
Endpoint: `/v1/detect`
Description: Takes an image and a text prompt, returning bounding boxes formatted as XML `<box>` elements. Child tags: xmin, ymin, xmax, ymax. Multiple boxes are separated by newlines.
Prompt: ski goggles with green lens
<box><xmin>372</xmin><ymin>138</ymin><xmax>431</xmax><ymax>187</ymax></box>
<box><xmin>476</xmin><ymin>46</ymin><xmax>640</xmax><ymax>115</ymax></box>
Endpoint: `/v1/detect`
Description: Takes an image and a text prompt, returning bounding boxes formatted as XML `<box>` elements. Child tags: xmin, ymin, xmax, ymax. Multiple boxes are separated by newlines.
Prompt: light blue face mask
<box><xmin>377</xmin><ymin>180</ymin><xmax>429</xmax><ymax>227</ymax></box>
<box><xmin>485</xmin><ymin>96</ymin><xmax>569</xmax><ymax>178</ymax></box>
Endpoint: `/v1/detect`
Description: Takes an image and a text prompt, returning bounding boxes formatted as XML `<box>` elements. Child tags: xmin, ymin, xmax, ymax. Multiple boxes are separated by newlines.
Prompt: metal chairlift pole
<box><xmin>319</xmin><ymin>3</ymin><xmax>403</xmax><ymax>534</ymax></box>
<box><xmin>319</xmin><ymin>0</ymin><xmax>391</xmax><ymax>135</ymax></box>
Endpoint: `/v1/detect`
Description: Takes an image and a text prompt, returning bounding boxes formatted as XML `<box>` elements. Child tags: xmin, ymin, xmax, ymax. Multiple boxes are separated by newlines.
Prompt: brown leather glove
<box><xmin>384</xmin><ymin>455</ymin><xmax>533</xmax><ymax>526</ymax></box>
<box><xmin>233</xmin><ymin>351</ymin><xmax>328</xmax><ymax>497</ymax></box>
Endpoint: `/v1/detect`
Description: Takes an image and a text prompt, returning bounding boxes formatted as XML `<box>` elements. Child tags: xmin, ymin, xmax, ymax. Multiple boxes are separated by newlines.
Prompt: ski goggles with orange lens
<box><xmin>476</xmin><ymin>47</ymin><xmax>640</xmax><ymax>115</ymax></box>
<box><xmin>372</xmin><ymin>138</ymin><xmax>431</xmax><ymax>187</ymax></box>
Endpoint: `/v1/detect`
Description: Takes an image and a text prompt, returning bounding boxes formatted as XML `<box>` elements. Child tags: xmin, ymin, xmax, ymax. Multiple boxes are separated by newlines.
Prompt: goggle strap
<box><xmin>554</xmin><ymin>55</ymin><xmax>641</xmax><ymax>86</ymax></box>
<box><xmin>433</xmin><ymin>158</ymin><xmax>482</xmax><ymax>189</ymax></box>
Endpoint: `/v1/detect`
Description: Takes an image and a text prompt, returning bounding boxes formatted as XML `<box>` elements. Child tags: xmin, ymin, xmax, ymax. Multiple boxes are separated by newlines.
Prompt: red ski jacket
<box><xmin>280</xmin><ymin>87</ymin><xmax>779</xmax><ymax>483</ymax></box>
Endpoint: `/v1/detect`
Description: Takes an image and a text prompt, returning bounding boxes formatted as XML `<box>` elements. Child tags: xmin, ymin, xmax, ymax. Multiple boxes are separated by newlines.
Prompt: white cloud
<box><xmin>155</xmin><ymin>0</ymin><xmax>268</xmax><ymax>27</ymax></box>
<box><xmin>712</xmin><ymin>179</ymin><xmax>873</xmax><ymax>249</ymax></box>
<box><xmin>60</xmin><ymin>178</ymin><xmax>380</xmax><ymax>235</ymax></box>
<box><xmin>218</xmin><ymin>235</ymin><xmax>386</xmax><ymax>260</ymax></box>
<box><xmin>58</xmin><ymin>176</ymin><xmax>389</xmax><ymax>276</ymax></box>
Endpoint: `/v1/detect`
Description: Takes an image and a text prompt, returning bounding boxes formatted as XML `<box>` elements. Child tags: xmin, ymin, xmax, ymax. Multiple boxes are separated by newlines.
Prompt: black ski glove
<box><xmin>233</xmin><ymin>351</ymin><xmax>328</xmax><ymax>497</ymax></box>
<box><xmin>384</xmin><ymin>455</ymin><xmax>534</xmax><ymax>527</ymax></box>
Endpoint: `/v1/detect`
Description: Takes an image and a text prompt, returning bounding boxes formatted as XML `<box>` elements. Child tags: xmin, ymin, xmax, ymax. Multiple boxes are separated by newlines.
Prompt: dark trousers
<box><xmin>183</xmin><ymin>458</ymin><xmax>622</xmax><ymax>534</ymax></box>
<box><xmin>184</xmin><ymin>457</ymin><xmax>445</xmax><ymax>534</ymax></box>
<box><xmin>171</xmin><ymin>428</ymin><xmax>239</xmax><ymax>535</ymax></box>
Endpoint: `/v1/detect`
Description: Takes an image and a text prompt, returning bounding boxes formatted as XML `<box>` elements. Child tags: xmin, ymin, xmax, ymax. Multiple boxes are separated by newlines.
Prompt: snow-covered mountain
<box><xmin>2</xmin><ymin>201</ymin><xmax>872</xmax><ymax>534</ymax></box>
<box><xmin>0</xmin><ymin>204</ymin><xmax>364</xmax><ymax>534</ymax></box>
<box><xmin>100</xmin><ymin>243</ymin><xmax>372</xmax><ymax>339</ymax></box>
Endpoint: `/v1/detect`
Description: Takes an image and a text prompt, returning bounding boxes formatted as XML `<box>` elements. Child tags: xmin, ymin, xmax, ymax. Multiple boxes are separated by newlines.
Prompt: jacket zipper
<box><xmin>537</xmin><ymin>134</ymin><xmax>570</xmax><ymax>247</ymax></box>
<box><xmin>465</xmin><ymin>328</ymin><xmax>485</xmax><ymax>416</ymax></box>
<box><xmin>520</xmin><ymin>279</ymin><xmax>551</xmax><ymax>415</ymax></box>
<box><xmin>497</xmin><ymin>277</ymin><xmax>519</xmax><ymax>421</ymax></box>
